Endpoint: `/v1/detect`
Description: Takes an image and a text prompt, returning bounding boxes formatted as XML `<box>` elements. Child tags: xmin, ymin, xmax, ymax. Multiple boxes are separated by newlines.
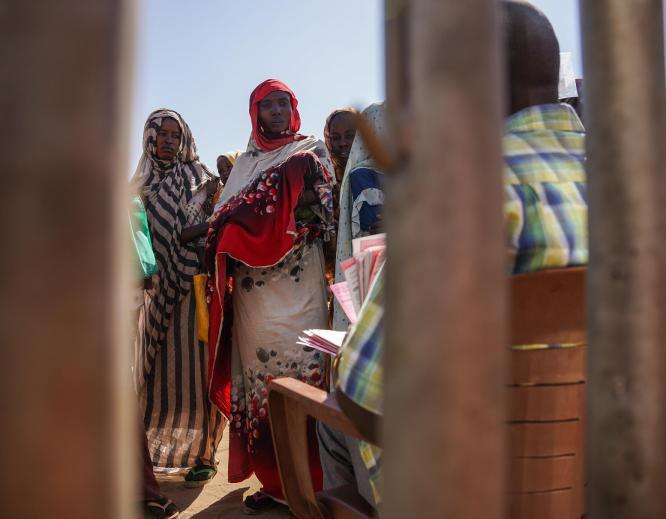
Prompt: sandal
<box><xmin>243</xmin><ymin>491</ymin><xmax>281</xmax><ymax>515</ymax></box>
<box><xmin>184</xmin><ymin>463</ymin><xmax>217</xmax><ymax>488</ymax></box>
<box><xmin>144</xmin><ymin>496</ymin><xmax>179</xmax><ymax>518</ymax></box>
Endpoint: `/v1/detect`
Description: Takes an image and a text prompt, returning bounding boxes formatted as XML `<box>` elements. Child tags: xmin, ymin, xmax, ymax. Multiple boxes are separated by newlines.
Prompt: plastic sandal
<box><xmin>243</xmin><ymin>491</ymin><xmax>281</xmax><ymax>515</ymax></box>
<box><xmin>184</xmin><ymin>463</ymin><xmax>217</xmax><ymax>488</ymax></box>
<box><xmin>144</xmin><ymin>496</ymin><xmax>179</xmax><ymax>518</ymax></box>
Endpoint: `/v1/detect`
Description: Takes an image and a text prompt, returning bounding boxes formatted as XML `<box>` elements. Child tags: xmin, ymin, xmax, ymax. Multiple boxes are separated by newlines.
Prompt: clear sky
<box><xmin>130</xmin><ymin>0</ymin><xmax>384</xmax><ymax>171</ymax></box>
<box><xmin>533</xmin><ymin>0</ymin><xmax>582</xmax><ymax>75</ymax></box>
<box><xmin>130</xmin><ymin>0</ymin><xmax>581</xmax><ymax>172</ymax></box>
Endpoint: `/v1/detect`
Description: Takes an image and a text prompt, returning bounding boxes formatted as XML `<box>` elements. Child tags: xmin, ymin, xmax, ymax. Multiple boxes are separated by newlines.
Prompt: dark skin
<box><xmin>154</xmin><ymin>116</ymin><xmax>213</xmax><ymax>245</ymax></box>
<box><xmin>258</xmin><ymin>91</ymin><xmax>292</xmax><ymax>135</ymax></box>
<box><xmin>155</xmin><ymin>118</ymin><xmax>181</xmax><ymax>161</ymax></box>
<box><xmin>180</xmin><ymin>178</ymin><xmax>220</xmax><ymax>245</ymax></box>
<box><xmin>328</xmin><ymin>111</ymin><xmax>357</xmax><ymax>173</ymax></box>
<box><xmin>258</xmin><ymin>91</ymin><xmax>316</xmax><ymax>207</ymax></box>
<box><xmin>181</xmin><ymin>223</ymin><xmax>209</xmax><ymax>244</ymax></box>
<box><xmin>145</xmin><ymin>120</ymin><xmax>183</xmax><ymax>283</ymax></box>
<box><xmin>503</xmin><ymin>0</ymin><xmax>560</xmax><ymax>116</ymax></box>
<box><xmin>216</xmin><ymin>155</ymin><xmax>234</xmax><ymax>184</ymax></box>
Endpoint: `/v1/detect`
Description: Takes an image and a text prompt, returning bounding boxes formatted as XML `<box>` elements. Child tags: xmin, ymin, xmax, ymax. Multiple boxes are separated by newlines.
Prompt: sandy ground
<box><xmin>157</xmin><ymin>429</ymin><xmax>293</xmax><ymax>518</ymax></box>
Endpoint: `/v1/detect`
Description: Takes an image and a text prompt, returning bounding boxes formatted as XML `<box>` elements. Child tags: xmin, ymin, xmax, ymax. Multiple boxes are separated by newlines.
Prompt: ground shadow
<box><xmin>193</xmin><ymin>487</ymin><xmax>293</xmax><ymax>518</ymax></box>
<box><xmin>191</xmin><ymin>487</ymin><xmax>245</xmax><ymax>518</ymax></box>
<box><xmin>158</xmin><ymin>478</ymin><xmax>204</xmax><ymax>512</ymax></box>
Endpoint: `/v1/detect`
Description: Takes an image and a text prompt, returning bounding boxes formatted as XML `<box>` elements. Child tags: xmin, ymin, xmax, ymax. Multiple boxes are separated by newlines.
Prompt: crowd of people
<box><xmin>130</xmin><ymin>78</ymin><xmax>382</xmax><ymax>516</ymax></box>
<box><xmin>129</xmin><ymin>1</ymin><xmax>587</xmax><ymax>517</ymax></box>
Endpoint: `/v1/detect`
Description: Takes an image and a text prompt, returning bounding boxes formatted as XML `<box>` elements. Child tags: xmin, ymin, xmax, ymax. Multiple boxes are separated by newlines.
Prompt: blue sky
<box><xmin>534</xmin><ymin>0</ymin><xmax>582</xmax><ymax>74</ymax></box>
<box><xmin>130</xmin><ymin>0</ymin><xmax>581</xmax><ymax>171</ymax></box>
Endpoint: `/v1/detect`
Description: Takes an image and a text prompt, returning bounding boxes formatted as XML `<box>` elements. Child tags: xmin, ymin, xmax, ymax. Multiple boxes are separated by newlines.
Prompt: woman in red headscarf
<box><xmin>206</xmin><ymin>79</ymin><xmax>334</xmax><ymax>512</ymax></box>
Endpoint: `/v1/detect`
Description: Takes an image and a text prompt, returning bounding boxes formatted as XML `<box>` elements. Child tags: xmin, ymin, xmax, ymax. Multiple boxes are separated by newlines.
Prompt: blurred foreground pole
<box><xmin>1</xmin><ymin>2</ymin><xmax>136</xmax><ymax>518</ymax></box>
<box><xmin>581</xmin><ymin>1</ymin><xmax>666</xmax><ymax>517</ymax></box>
<box><xmin>384</xmin><ymin>1</ymin><xmax>506</xmax><ymax>518</ymax></box>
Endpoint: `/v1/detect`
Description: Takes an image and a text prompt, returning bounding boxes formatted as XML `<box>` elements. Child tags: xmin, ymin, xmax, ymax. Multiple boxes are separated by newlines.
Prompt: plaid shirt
<box><xmin>335</xmin><ymin>103</ymin><xmax>588</xmax><ymax>502</ymax></box>
<box><xmin>336</xmin><ymin>267</ymin><xmax>384</xmax><ymax>504</ymax></box>
<box><xmin>504</xmin><ymin>103</ymin><xmax>587</xmax><ymax>273</ymax></box>
<box><xmin>336</xmin><ymin>268</ymin><xmax>384</xmax><ymax>416</ymax></box>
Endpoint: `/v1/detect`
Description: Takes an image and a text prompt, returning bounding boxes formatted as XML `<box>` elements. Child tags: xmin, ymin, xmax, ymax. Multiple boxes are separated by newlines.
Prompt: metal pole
<box><xmin>1</xmin><ymin>1</ymin><xmax>136</xmax><ymax>517</ymax></box>
<box><xmin>383</xmin><ymin>1</ymin><xmax>506</xmax><ymax>518</ymax></box>
<box><xmin>581</xmin><ymin>1</ymin><xmax>666</xmax><ymax>517</ymax></box>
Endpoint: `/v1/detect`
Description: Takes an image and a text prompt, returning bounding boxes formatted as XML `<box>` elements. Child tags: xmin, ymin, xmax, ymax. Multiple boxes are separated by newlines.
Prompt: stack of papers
<box><xmin>330</xmin><ymin>233</ymin><xmax>386</xmax><ymax>323</ymax></box>
<box><xmin>297</xmin><ymin>329</ymin><xmax>347</xmax><ymax>356</ymax></box>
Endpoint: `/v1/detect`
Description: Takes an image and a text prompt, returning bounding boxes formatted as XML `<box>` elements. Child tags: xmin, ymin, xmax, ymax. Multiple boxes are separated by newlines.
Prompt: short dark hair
<box><xmin>503</xmin><ymin>1</ymin><xmax>560</xmax><ymax>104</ymax></box>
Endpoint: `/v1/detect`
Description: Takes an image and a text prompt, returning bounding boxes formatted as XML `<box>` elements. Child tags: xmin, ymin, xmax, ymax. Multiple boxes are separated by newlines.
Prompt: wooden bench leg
<box><xmin>269</xmin><ymin>389</ymin><xmax>326</xmax><ymax>519</ymax></box>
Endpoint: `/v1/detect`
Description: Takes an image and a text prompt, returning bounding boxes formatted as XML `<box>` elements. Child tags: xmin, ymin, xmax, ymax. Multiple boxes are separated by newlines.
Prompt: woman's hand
<box><xmin>298</xmin><ymin>189</ymin><xmax>317</xmax><ymax>208</ymax></box>
<box><xmin>205</xmin><ymin>178</ymin><xmax>220</xmax><ymax>197</ymax></box>
<box><xmin>181</xmin><ymin>222</ymin><xmax>209</xmax><ymax>244</ymax></box>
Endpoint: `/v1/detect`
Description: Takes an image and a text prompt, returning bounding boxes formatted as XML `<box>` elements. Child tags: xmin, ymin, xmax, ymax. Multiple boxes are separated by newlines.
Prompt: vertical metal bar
<box><xmin>581</xmin><ymin>1</ymin><xmax>666</xmax><ymax>517</ymax></box>
<box><xmin>1</xmin><ymin>1</ymin><xmax>136</xmax><ymax>517</ymax></box>
<box><xmin>383</xmin><ymin>1</ymin><xmax>506</xmax><ymax>518</ymax></box>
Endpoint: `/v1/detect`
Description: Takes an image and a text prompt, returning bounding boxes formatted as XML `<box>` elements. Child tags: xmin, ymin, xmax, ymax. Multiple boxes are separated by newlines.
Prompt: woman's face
<box><xmin>155</xmin><ymin>117</ymin><xmax>182</xmax><ymax>161</ymax></box>
<box><xmin>216</xmin><ymin>156</ymin><xmax>234</xmax><ymax>183</ymax></box>
<box><xmin>328</xmin><ymin>112</ymin><xmax>357</xmax><ymax>162</ymax></box>
<box><xmin>258</xmin><ymin>91</ymin><xmax>292</xmax><ymax>134</ymax></box>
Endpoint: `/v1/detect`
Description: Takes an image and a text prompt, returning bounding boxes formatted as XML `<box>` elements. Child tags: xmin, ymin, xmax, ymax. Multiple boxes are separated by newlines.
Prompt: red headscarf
<box><xmin>249</xmin><ymin>79</ymin><xmax>303</xmax><ymax>152</ymax></box>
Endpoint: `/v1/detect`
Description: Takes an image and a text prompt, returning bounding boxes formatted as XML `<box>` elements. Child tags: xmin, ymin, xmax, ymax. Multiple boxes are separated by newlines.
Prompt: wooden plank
<box><xmin>269</xmin><ymin>378</ymin><xmax>364</xmax><ymax>442</ymax></box>
<box><xmin>581</xmin><ymin>0</ymin><xmax>666</xmax><ymax>516</ymax></box>
<box><xmin>508</xmin><ymin>488</ymin><xmax>575</xmax><ymax>519</ymax></box>
<box><xmin>510</xmin><ymin>347</ymin><xmax>586</xmax><ymax>385</ymax></box>
<box><xmin>509</xmin><ymin>421</ymin><xmax>581</xmax><ymax>457</ymax></box>
<box><xmin>382</xmin><ymin>1</ymin><xmax>506</xmax><ymax>518</ymax></box>
<box><xmin>510</xmin><ymin>268</ymin><xmax>586</xmax><ymax>346</ymax></box>
<box><xmin>508</xmin><ymin>383</ymin><xmax>584</xmax><ymax>421</ymax></box>
<box><xmin>268</xmin><ymin>388</ymin><xmax>325</xmax><ymax>519</ymax></box>
<box><xmin>575</xmin><ymin>389</ymin><xmax>587</xmax><ymax>517</ymax></box>
<box><xmin>509</xmin><ymin>455</ymin><xmax>576</xmax><ymax>493</ymax></box>
<box><xmin>1</xmin><ymin>1</ymin><xmax>135</xmax><ymax>518</ymax></box>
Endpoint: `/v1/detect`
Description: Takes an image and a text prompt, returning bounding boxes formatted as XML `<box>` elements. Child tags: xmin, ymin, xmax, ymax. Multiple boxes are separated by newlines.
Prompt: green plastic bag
<box><xmin>129</xmin><ymin>196</ymin><xmax>157</xmax><ymax>278</ymax></box>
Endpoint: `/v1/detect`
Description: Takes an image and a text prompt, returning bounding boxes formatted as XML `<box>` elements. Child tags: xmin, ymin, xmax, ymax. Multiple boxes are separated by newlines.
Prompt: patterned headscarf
<box><xmin>332</xmin><ymin>102</ymin><xmax>386</xmax><ymax>331</ymax></box>
<box><xmin>132</xmin><ymin>108</ymin><xmax>213</xmax><ymax>377</ymax></box>
<box><xmin>324</xmin><ymin>107</ymin><xmax>358</xmax><ymax>182</ymax></box>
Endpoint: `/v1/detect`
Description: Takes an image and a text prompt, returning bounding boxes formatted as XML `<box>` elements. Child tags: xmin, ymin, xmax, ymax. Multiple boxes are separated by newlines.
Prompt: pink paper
<box><xmin>330</xmin><ymin>281</ymin><xmax>358</xmax><ymax>323</ymax></box>
<box><xmin>352</xmin><ymin>233</ymin><xmax>386</xmax><ymax>255</ymax></box>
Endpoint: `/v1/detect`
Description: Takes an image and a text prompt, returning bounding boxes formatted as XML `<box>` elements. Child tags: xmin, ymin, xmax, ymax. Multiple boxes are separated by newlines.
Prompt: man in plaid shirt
<box><xmin>318</xmin><ymin>0</ymin><xmax>588</xmax><ymax>509</ymax></box>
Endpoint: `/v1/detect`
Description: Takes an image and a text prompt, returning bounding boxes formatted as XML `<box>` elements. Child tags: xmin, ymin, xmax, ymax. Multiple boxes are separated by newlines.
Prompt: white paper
<box><xmin>559</xmin><ymin>52</ymin><xmax>578</xmax><ymax>99</ymax></box>
<box><xmin>297</xmin><ymin>329</ymin><xmax>347</xmax><ymax>356</ymax></box>
<box><xmin>304</xmin><ymin>329</ymin><xmax>347</xmax><ymax>348</ymax></box>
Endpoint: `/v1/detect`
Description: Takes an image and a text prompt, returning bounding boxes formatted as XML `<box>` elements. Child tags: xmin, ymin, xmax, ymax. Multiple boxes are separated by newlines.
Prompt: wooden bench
<box><xmin>269</xmin><ymin>267</ymin><xmax>586</xmax><ymax>519</ymax></box>
<box><xmin>509</xmin><ymin>267</ymin><xmax>586</xmax><ymax>518</ymax></box>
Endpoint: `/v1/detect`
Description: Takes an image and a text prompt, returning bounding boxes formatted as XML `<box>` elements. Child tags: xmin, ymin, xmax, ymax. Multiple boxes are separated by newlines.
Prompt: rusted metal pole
<box><xmin>383</xmin><ymin>1</ymin><xmax>506</xmax><ymax>518</ymax></box>
<box><xmin>581</xmin><ymin>1</ymin><xmax>666</xmax><ymax>517</ymax></box>
<box><xmin>1</xmin><ymin>1</ymin><xmax>136</xmax><ymax>517</ymax></box>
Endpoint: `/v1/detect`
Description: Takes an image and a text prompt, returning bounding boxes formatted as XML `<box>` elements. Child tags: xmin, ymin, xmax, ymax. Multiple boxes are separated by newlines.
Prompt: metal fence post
<box><xmin>384</xmin><ymin>1</ymin><xmax>507</xmax><ymax>517</ymax></box>
<box><xmin>581</xmin><ymin>1</ymin><xmax>666</xmax><ymax>517</ymax></box>
<box><xmin>1</xmin><ymin>1</ymin><xmax>136</xmax><ymax>517</ymax></box>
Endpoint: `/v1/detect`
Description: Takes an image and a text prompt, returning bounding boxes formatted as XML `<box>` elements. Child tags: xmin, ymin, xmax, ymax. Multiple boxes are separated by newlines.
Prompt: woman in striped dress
<box><xmin>132</xmin><ymin>109</ymin><xmax>225</xmax><ymax>486</ymax></box>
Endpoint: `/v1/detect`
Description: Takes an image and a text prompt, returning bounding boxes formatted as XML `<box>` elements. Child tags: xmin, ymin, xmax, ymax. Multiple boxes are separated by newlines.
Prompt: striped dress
<box><xmin>133</xmin><ymin>109</ymin><xmax>225</xmax><ymax>470</ymax></box>
<box><xmin>138</xmin><ymin>289</ymin><xmax>225</xmax><ymax>468</ymax></box>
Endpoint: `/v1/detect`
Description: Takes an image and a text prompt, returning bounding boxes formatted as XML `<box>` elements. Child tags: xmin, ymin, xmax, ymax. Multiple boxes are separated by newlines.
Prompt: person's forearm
<box><xmin>181</xmin><ymin>223</ymin><xmax>209</xmax><ymax>244</ymax></box>
<box><xmin>298</xmin><ymin>189</ymin><xmax>317</xmax><ymax>208</ymax></box>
